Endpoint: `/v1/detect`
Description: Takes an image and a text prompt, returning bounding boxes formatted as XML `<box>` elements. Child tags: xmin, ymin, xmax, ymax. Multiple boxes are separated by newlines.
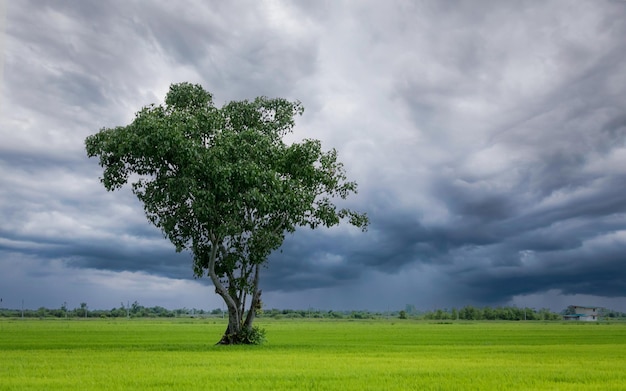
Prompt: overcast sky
<box><xmin>1</xmin><ymin>0</ymin><xmax>626</xmax><ymax>312</ymax></box>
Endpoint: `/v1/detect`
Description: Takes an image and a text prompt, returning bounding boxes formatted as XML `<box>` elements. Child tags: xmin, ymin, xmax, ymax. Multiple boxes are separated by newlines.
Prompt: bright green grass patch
<box><xmin>1</xmin><ymin>319</ymin><xmax>625</xmax><ymax>390</ymax></box>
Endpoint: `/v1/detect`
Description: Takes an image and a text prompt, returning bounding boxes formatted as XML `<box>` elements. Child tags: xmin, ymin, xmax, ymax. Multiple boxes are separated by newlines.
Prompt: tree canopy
<box><xmin>85</xmin><ymin>82</ymin><xmax>367</xmax><ymax>343</ymax></box>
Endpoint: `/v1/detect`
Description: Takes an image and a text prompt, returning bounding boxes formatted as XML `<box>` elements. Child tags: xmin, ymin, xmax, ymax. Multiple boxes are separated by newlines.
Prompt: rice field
<box><xmin>1</xmin><ymin>318</ymin><xmax>625</xmax><ymax>390</ymax></box>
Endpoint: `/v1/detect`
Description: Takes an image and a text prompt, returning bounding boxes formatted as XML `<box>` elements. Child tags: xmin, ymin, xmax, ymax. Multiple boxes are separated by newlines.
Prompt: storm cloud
<box><xmin>1</xmin><ymin>0</ymin><xmax>626</xmax><ymax>311</ymax></box>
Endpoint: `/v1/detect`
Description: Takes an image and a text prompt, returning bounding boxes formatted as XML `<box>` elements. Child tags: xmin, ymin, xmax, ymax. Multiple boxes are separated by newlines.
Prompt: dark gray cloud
<box><xmin>1</xmin><ymin>0</ymin><xmax>626</xmax><ymax>311</ymax></box>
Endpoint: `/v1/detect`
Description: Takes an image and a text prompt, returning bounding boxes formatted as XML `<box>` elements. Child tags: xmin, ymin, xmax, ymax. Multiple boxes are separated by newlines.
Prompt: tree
<box><xmin>459</xmin><ymin>305</ymin><xmax>480</xmax><ymax>320</ymax></box>
<box><xmin>85</xmin><ymin>83</ymin><xmax>367</xmax><ymax>344</ymax></box>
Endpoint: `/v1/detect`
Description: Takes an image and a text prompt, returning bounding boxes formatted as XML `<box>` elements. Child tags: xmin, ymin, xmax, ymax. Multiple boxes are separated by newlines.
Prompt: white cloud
<box><xmin>0</xmin><ymin>253</ymin><xmax>218</xmax><ymax>310</ymax></box>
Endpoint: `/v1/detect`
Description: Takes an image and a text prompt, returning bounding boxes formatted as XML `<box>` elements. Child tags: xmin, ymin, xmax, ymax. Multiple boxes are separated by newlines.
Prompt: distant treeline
<box><xmin>418</xmin><ymin>306</ymin><xmax>561</xmax><ymax>321</ymax></box>
<box><xmin>1</xmin><ymin>302</ymin><xmax>624</xmax><ymax>320</ymax></box>
<box><xmin>0</xmin><ymin>301</ymin><xmax>205</xmax><ymax>319</ymax></box>
<box><xmin>416</xmin><ymin>305</ymin><xmax>626</xmax><ymax>321</ymax></box>
<box><xmin>0</xmin><ymin>305</ymin><xmax>397</xmax><ymax>320</ymax></box>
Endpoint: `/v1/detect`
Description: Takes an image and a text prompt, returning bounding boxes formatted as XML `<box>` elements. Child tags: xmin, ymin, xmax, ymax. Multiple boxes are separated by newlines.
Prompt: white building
<box><xmin>563</xmin><ymin>306</ymin><xmax>599</xmax><ymax>321</ymax></box>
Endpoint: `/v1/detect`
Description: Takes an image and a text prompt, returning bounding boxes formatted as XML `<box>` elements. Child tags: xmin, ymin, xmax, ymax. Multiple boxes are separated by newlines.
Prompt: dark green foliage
<box><xmin>219</xmin><ymin>325</ymin><xmax>266</xmax><ymax>345</ymax></box>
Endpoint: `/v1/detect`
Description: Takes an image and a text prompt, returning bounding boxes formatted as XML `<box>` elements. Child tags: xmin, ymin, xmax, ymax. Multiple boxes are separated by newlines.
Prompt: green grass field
<box><xmin>1</xmin><ymin>318</ymin><xmax>625</xmax><ymax>390</ymax></box>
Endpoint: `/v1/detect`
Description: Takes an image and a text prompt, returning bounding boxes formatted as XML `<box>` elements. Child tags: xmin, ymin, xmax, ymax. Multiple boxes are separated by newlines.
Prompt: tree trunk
<box><xmin>217</xmin><ymin>301</ymin><xmax>242</xmax><ymax>345</ymax></box>
<box><xmin>206</xmin><ymin>236</ymin><xmax>263</xmax><ymax>345</ymax></box>
<box><xmin>206</xmin><ymin>236</ymin><xmax>241</xmax><ymax>344</ymax></box>
<box><xmin>217</xmin><ymin>267</ymin><xmax>262</xmax><ymax>344</ymax></box>
<box><xmin>216</xmin><ymin>289</ymin><xmax>262</xmax><ymax>344</ymax></box>
<box><xmin>243</xmin><ymin>264</ymin><xmax>262</xmax><ymax>330</ymax></box>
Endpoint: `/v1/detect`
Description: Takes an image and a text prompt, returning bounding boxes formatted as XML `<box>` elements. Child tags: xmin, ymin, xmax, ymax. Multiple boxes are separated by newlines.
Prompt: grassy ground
<box><xmin>1</xmin><ymin>318</ymin><xmax>625</xmax><ymax>390</ymax></box>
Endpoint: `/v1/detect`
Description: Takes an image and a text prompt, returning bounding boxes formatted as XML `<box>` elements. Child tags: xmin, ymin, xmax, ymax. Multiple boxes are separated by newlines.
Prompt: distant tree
<box><xmin>459</xmin><ymin>305</ymin><xmax>481</xmax><ymax>320</ymax></box>
<box><xmin>434</xmin><ymin>309</ymin><xmax>448</xmax><ymax>320</ymax></box>
<box><xmin>328</xmin><ymin>310</ymin><xmax>344</xmax><ymax>319</ymax></box>
<box><xmin>130</xmin><ymin>301</ymin><xmax>145</xmax><ymax>317</ymax></box>
<box><xmin>86</xmin><ymin>83</ymin><xmax>368</xmax><ymax>344</ymax></box>
<box><xmin>482</xmin><ymin>307</ymin><xmax>496</xmax><ymax>320</ymax></box>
